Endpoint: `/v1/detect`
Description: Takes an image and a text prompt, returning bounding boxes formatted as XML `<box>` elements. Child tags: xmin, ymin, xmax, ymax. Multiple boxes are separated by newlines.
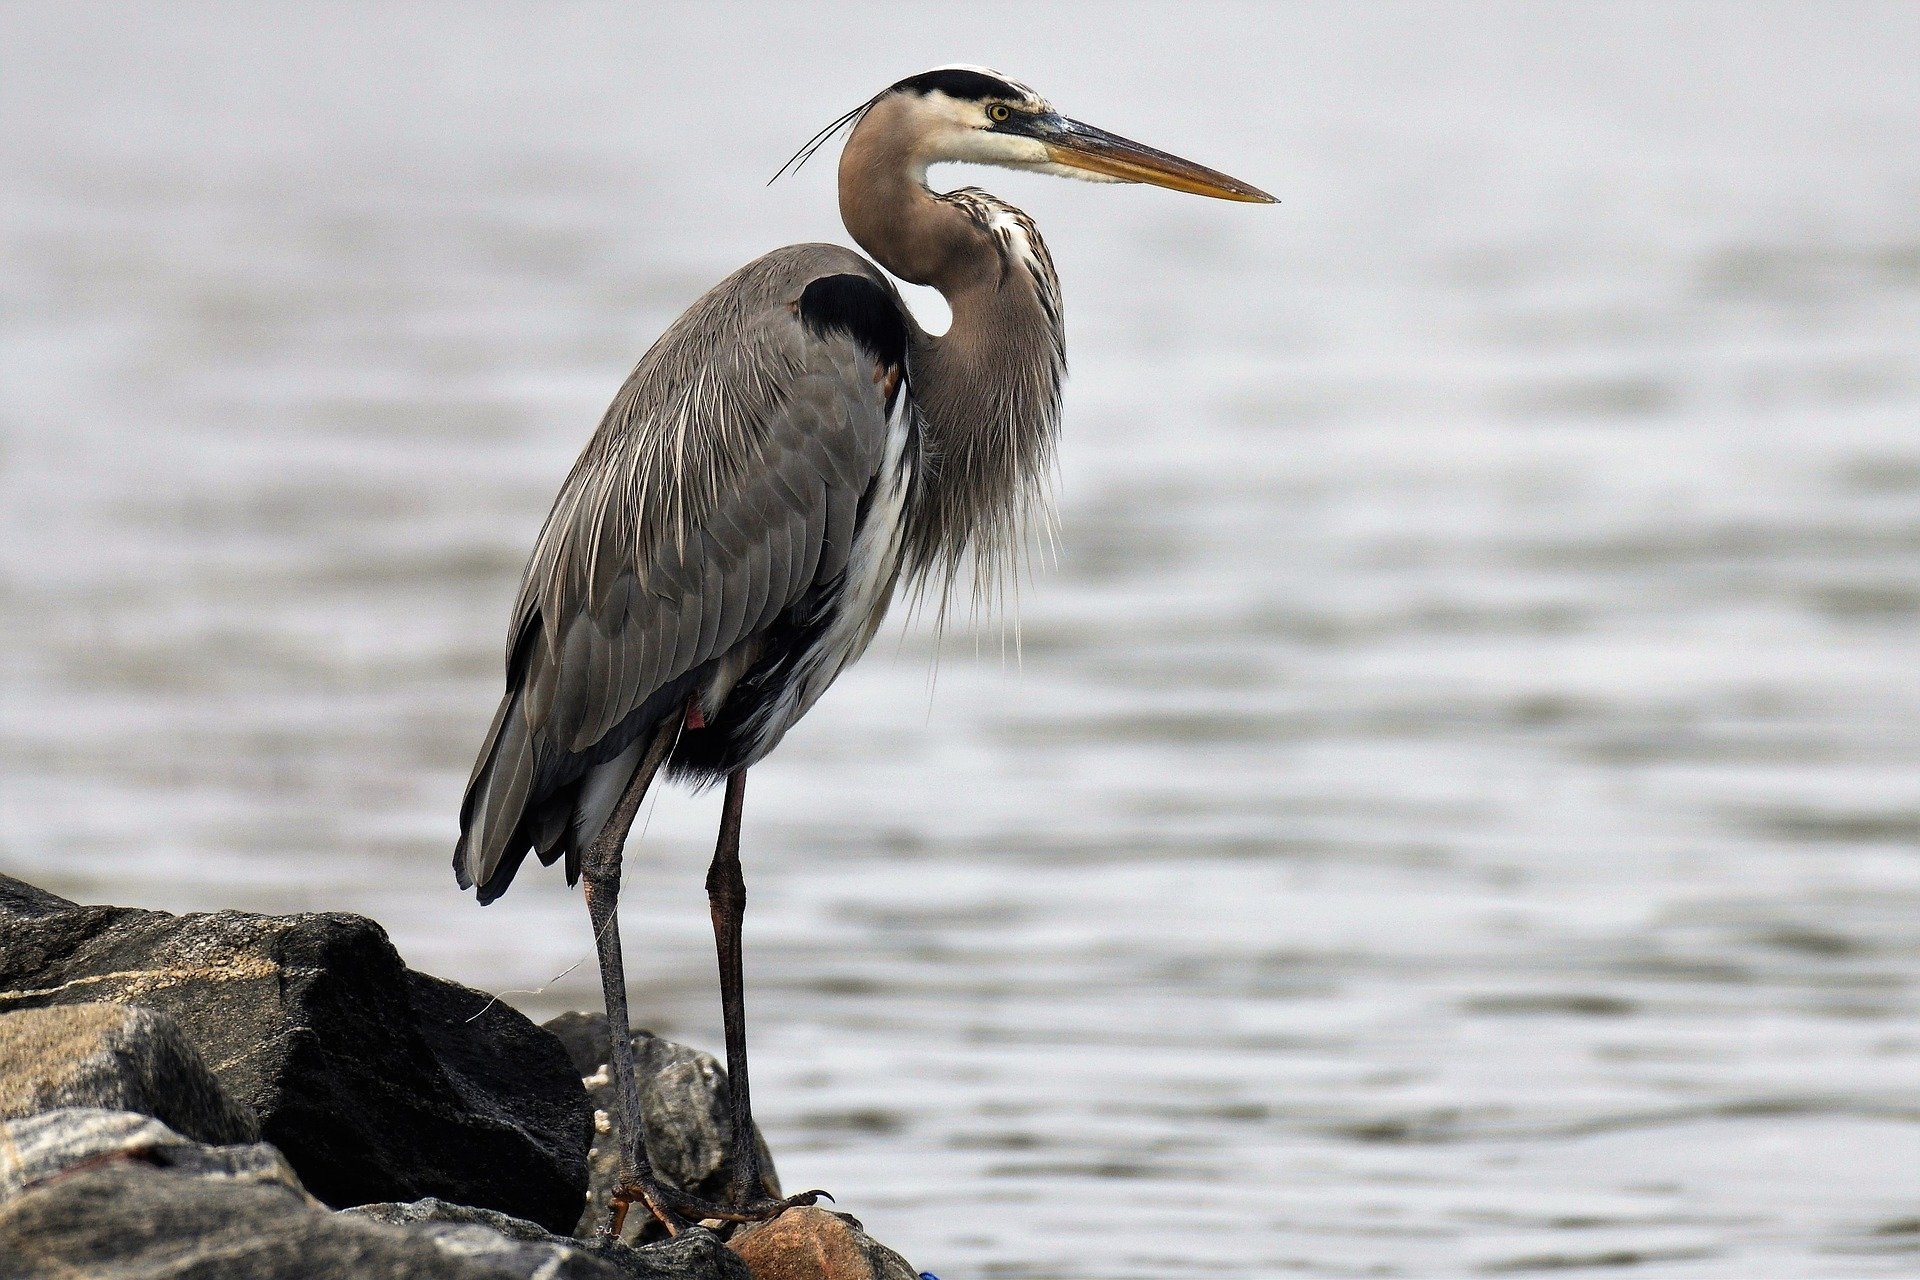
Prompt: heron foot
<box><xmin>607</xmin><ymin>1178</ymin><xmax>832</xmax><ymax>1239</ymax></box>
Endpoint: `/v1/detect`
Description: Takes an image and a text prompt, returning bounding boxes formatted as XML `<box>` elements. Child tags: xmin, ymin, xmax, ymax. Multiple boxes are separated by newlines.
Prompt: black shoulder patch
<box><xmin>890</xmin><ymin>68</ymin><xmax>1019</xmax><ymax>103</ymax></box>
<box><xmin>797</xmin><ymin>274</ymin><xmax>909</xmax><ymax>372</ymax></box>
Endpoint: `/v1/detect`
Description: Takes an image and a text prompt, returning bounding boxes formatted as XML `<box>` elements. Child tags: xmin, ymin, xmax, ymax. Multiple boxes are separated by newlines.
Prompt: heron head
<box><xmin>783</xmin><ymin>65</ymin><xmax>1275</xmax><ymax>205</ymax></box>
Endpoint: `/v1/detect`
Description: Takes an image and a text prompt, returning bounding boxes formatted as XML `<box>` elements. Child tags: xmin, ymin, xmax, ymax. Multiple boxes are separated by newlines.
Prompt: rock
<box><xmin>544</xmin><ymin>1009</ymin><xmax>621</xmax><ymax>1078</ymax></box>
<box><xmin>0</xmin><ymin>878</ymin><xmax>591</xmax><ymax>1231</ymax></box>
<box><xmin>0</xmin><ymin>1108</ymin><xmax>482</xmax><ymax>1278</ymax></box>
<box><xmin>0</xmin><ymin>1107</ymin><xmax>304</xmax><ymax>1204</ymax></box>
<box><xmin>727</xmin><ymin>1208</ymin><xmax>921</xmax><ymax>1280</ymax></box>
<box><xmin>2</xmin><ymin>1164</ymin><xmax>487</xmax><ymax>1280</ymax></box>
<box><xmin>543</xmin><ymin>1011</ymin><xmax>778</xmax><ymax>1240</ymax></box>
<box><xmin>0</xmin><ymin>1002</ymin><xmax>258</xmax><ymax>1143</ymax></box>
<box><xmin>0</xmin><ymin>997</ymin><xmax>259</xmax><ymax>1143</ymax></box>
<box><xmin>349</xmin><ymin>1199</ymin><xmax>752</xmax><ymax>1280</ymax></box>
<box><xmin>0</xmin><ymin>874</ymin><xmax>77</xmax><ymax>919</ymax></box>
<box><xmin>0</xmin><ymin>1110</ymin><xmax>749</xmax><ymax>1279</ymax></box>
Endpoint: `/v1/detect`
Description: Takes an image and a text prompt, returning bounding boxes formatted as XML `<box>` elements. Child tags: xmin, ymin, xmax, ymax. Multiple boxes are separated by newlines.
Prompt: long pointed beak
<box><xmin>1041</xmin><ymin>116</ymin><xmax>1276</xmax><ymax>204</ymax></box>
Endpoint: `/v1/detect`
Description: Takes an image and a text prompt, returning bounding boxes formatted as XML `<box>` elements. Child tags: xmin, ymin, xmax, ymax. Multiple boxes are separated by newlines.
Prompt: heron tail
<box><xmin>454</xmin><ymin>687</ymin><xmax>538</xmax><ymax>904</ymax></box>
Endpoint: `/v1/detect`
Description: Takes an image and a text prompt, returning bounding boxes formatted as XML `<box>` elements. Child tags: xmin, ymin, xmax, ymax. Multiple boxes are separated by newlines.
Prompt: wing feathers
<box><xmin>693</xmin><ymin>530</ymin><xmax>727</xmax><ymax>660</ymax></box>
<box><xmin>456</xmin><ymin>245</ymin><xmax>911</xmax><ymax>901</ymax></box>
<box><xmin>459</xmin><ymin>690</ymin><xmax>537</xmax><ymax>901</ymax></box>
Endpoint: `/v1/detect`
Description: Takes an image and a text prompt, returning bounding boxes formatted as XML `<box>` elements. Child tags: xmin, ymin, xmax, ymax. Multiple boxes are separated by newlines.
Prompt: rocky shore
<box><xmin>0</xmin><ymin>874</ymin><xmax>923</xmax><ymax>1280</ymax></box>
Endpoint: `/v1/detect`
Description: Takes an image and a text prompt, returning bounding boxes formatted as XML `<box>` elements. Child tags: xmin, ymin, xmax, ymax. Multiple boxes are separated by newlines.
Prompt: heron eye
<box><xmin>988</xmin><ymin>104</ymin><xmax>1011</xmax><ymax>123</ymax></box>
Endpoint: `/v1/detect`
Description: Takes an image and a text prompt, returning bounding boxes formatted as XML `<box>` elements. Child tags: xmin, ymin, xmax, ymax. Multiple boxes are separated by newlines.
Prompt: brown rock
<box><xmin>0</xmin><ymin>1003</ymin><xmax>258</xmax><ymax>1144</ymax></box>
<box><xmin>726</xmin><ymin>1208</ymin><xmax>919</xmax><ymax>1280</ymax></box>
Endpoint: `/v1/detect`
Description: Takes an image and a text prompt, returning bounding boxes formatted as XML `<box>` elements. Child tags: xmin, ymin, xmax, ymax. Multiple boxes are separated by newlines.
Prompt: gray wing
<box><xmin>456</xmin><ymin>244</ymin><xmax>909</xmax><ymax>900</ymax></box>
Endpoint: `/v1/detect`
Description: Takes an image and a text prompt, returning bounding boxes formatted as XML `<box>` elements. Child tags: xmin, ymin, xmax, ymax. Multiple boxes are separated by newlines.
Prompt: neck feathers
<box><xmin>838</xmin><ymin>106</ymin><xmax>1066</xmax><ymax>615</ymax></box>
<box><xmin>902</xmin><ymin>190</ymin><xmax>1065</xmax><ymax>614</ymax></box>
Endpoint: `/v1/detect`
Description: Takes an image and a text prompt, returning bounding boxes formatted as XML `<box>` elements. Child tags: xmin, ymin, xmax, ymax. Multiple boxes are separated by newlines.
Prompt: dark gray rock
<box><xmin>0</xmin><ymin>1111</ymin><xmax>746</xmax><ymax>1280</ymax></box>
<box><xmin>1</xmin><ymin>1166</ymin><xmax>497</xmax><ymax>1280</ymax></box>
<box><xmin>0</xmin><ymin>874</ymin><xmax>76</xmax><ymax>919</ymax></box>
<box><xmin>0</xmin><ymin>1003</ymin><xmax>258</xmax><ymax>1143</ymax></box>
<box><xmin>544</xmin><ymin>1009</ymin><xmax>621</xmax><ymax>1078</ymax></box>
<box><xmin>349</xmin><ymin>1199</ymin><xmax>751</xmax><ymax>1280</ymax></box>
<box><xmin>0</xmin><ymin>881</ymin><xmax>591</xmax><ymax>1231</ymax></box>
<box><xmin>543</xmin><ymin>1012</ymin><xmax>777</xmax><ymax>1242</ymax></box>
<box><xmin>0</xmin><ymin>1108</ymin><xmax>301</xmax><ymax>1203</ymax></box>
<box><xmin>0</xmin><ymin>1109</ymin><xmax>491</xmax><ymax>1278</ymax></box>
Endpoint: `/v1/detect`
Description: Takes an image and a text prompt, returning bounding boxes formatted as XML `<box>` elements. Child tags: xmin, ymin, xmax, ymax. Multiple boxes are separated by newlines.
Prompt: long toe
<box><xmin>613</xmin><ymin>1172</ymin><xmax>837</xmax><ymax>1241</ymax></box>
<box><xmin>609</xmin><ymin>1178</ymin><xmax>697</xmax><ymax>1239</ymax></box>
<box><xmin>684</xmin><ymin>1185</ymin><xmax>835</xmax><ymax>1224</ymax></box>
<box><xmin>728</xmin><ymin>1188</ymin><xmax>833</xmax><ymax>1220</ymax></box>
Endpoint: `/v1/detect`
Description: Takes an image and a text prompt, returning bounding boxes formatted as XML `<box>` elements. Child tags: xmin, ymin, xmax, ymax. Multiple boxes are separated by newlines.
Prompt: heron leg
<box><xmin>708</xmin><ymin>770</ymin><xmax>760</xmax><ymax>1204</ymax></box>
<box><xmin>587</xmin><ymin>729</ymin><xmax>821</xmax><ymax>1238</ymax></box>
<box><xmin>705</xmin><ymin>769</ymin><xmax>828</xmax><ymax>1216</ymax></box>
<box><xmin>580</xmin><ymin>717</ymin><xmax>683</xmax><ymax>1238</ymax></box>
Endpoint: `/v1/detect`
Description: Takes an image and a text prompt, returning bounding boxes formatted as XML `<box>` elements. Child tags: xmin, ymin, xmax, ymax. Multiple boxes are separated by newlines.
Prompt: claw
<box><xmin>608</xmin><ymin>1179</ymin><xmax>698</xmax><ymax>1239</ymax></box>
<box><xmin>611</xmin><ymin>1178</ymin><xmax>831</xmax><ymax>1235</ymax></box>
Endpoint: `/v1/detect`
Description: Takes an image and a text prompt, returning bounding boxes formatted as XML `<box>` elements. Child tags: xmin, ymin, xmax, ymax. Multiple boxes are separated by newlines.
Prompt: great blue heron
<box><xmin>455</xmin><ymin>66</ymin><xmax>1272</xmax><ymax>1236</ymax></box>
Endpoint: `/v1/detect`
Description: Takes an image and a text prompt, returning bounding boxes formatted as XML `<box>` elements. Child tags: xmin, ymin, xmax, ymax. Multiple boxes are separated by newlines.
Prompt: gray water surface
<box><xmin>4</xmin><ymin>4</ymin><xmax>1920</xmax><ymax>1276</ymax></box>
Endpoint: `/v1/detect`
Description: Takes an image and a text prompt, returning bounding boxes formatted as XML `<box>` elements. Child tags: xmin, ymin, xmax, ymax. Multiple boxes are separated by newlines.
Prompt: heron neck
<box><xmin>902</xmin><ymin>245</ymin><xmax>1065</xmax><ymax>605</ymax></box>
<box><xmin>840</xmin><ymin>102</ymin><xmax>1075</xmax><ymax>602</ymax></box>
<box><xmin>838</xmin><ymin>115</ymin><xmax>996</xmax><ymax>293</ymax></box>
<box><xmin>839</xmin><ymin>109</ymin><xmax>1066</xmax><ymax>604</ymax></box>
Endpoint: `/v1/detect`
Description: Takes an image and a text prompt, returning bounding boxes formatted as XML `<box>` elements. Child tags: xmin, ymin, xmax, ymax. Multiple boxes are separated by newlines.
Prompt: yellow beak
<box><xmin>1041</xmin><ymin>116</ymin><xmax>1276</xmax><ymax>204</ymax></box>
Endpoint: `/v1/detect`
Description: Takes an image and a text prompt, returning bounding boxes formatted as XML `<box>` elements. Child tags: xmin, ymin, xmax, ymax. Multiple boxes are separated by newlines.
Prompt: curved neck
<box><xmin>839</xmin><ymin>102</ymin><xmax>1066</xmax><ymax>604</ymax></box>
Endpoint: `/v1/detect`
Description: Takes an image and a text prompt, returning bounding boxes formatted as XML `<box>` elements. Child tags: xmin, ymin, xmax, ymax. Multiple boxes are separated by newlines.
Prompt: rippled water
<box><xmin>5</xmin><ymin>4</ymin><xmax>1920</xmax><ymax>1276</ymax></box>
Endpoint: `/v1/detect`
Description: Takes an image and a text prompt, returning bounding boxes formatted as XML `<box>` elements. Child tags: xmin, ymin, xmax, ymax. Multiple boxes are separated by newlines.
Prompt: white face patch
<box><xmin>905</xmin><ymin>88</ymin><xmax>1056</xmax><ymax>177</ymax></box>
